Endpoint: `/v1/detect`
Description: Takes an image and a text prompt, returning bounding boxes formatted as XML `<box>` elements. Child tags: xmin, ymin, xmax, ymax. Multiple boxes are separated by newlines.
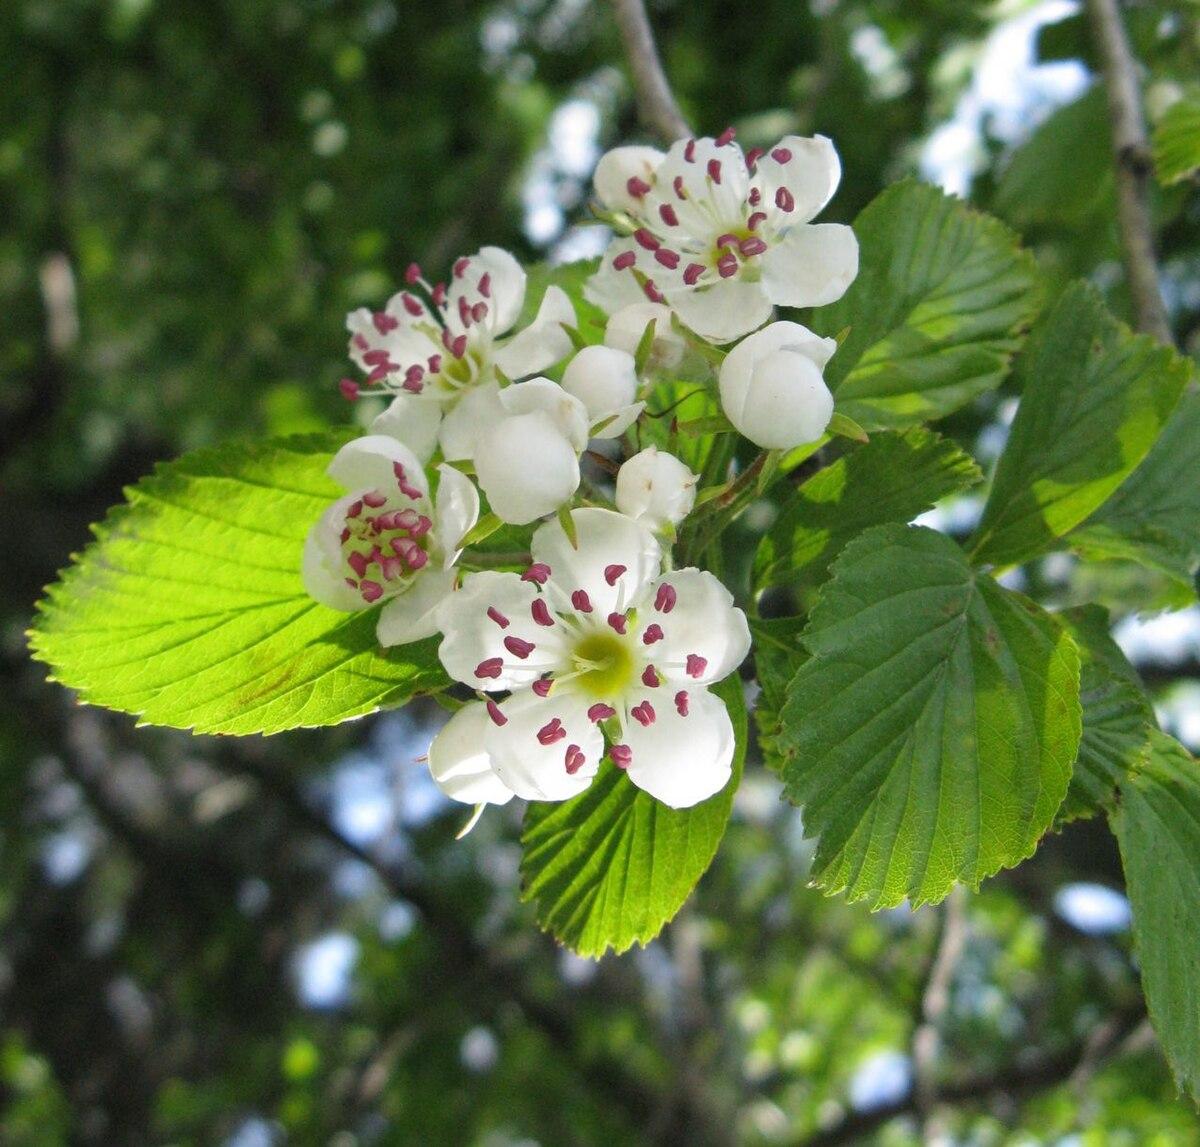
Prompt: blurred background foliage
<box><xmin>3</xmin><ymin>0</ymin><xmax>1200</xmax><ymax>1143</ymax></box>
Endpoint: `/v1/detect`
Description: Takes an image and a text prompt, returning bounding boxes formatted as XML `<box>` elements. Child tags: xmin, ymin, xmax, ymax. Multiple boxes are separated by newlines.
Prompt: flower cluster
<box><xmin>304</xmin><ymin>130</ymin><xmax>858</xmax><ymax>814</ymax></box>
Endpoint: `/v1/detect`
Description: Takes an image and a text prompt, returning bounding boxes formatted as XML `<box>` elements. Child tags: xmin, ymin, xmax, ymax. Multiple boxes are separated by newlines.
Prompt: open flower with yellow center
<box><xmin>428</xmin><ymin>508</ymin><xmax>750</xmax><ymax>809</ymax></box>
<box><xmin>585</xmin><ymin>132</ymin><xmax>858</xmax><ymax>344</ymax></box>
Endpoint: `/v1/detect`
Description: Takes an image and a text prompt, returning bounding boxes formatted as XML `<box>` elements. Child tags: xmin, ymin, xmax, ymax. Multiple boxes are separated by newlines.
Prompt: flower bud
<box><xmin>561</xmin><ymin>345</ymin><xmax>643</xmax><ymax>437</ymax></box>
<box><xmin>718</xmin><ymin>321</ymin><xmax>838</xmax><ymax>450</ymax></box>
<box><xmin>603</xmin><ymin>303</ymin><xmax>686</xmax><ymax>371</ymax></box>
<box><xmin>616</xmin><ymin>446</ymin><xmax>699</xmax><ymax>532</ymax></box>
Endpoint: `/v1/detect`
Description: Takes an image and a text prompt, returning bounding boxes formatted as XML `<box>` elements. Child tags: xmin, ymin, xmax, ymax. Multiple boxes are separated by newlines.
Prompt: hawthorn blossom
<box><xmin>718</xmin><ymin>321</ymin><xmax>837</xmax><ymax>450</ymax></box>
<box><xmin>344</xmin><ymin>247</ymin><xmax>575</xmax><ymax>462</ymax></box>
<box><xmin>430</xmin><ymin>508</ymin><xmax>750</xmax><ymax>808</ymax></box>
<box><xmin>560</xmin><ymin>344</ymin><xmax>645</xmax><ymax>437</ymax></box>
<box><xmin>615</xmin><ymin>446</ymin><xmax>698</xmax><ymax>532</ymax></box>
<box><xmin>586</xmin><ymin>133</ymin><xmax>859</xmax><ymax>344</ymax></box>
<box><xmin>302</xmin><ymin>435</ymin><xmax>479</xmax><ymax>646</ymax></box>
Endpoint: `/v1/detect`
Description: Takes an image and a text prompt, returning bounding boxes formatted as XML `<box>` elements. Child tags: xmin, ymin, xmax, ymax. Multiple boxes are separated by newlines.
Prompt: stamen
<box><xmin>654</xmin><ymin>248</ymin><xmax>680</xmax><ymax>270</ymax></box>
<box><xmin>749</xmin><ymin>187</ymin><xmax>762</xmax><ymax>207</ymax></box>
<box><xmin>486</xmin><ymin>699</ymin><xmax>507</xmax><ymax>726</ymax></box>
<box><xmin>739</xmin><ymin>237</ymin><xmax>767</xmax><ymax>258</ymax></box>
<box><xmin>522</xmin><ymin>563</ymin><xmax>551</xmax><ymax>584</ymax></box>
<box><xmin>407</xmin><ymin>547</ymin><xmax>428</xmax><ymax>570</ymax></box>
<box><xmin>471</xmin><ymin>301</ymin><xmax>488</xmax><ymax>323</ymax></box>
<box><xmin>706</xmin><ymin>158</ymin><xmax>722</xmax><ymax>184</ymax></box>
<box><xmin>775</xmin><ymin>186</ymin><xmax>795</xmax><ymax>212</ymax></box>
<box><xmin>362</xmin><ymin>490</ymin><xmax>387</xmax><ymax>508</ymax></box>
<box><xmin>745</xmin><ymin>146</ymin><xmax>765</xmax><ymax>172</ymax></box>
<box><xmin>587</xmin><ymin>703</ymin><xmax>616</xmax><ymax>722</ymax></box>
<box><xmin>641</xmin><ymin>665</ymin><xmax>659</xmax><ymax>688</ymax></box>
<box><xmin>404</xmin><ymin>262</ymin><xmax>422</xmax><ymax>284</ymax></box>
<box><xmin>360</xmin><ymin>580</ymin><xmax>383</xmax><ymax>603</ymax></box>
<box><xmin>607</xmin><ymin>612</ymin><xmax>627</xmax><ymax>635</ymax></box>
<box><xmin>673</xmin><ymin>175</ymin><xmax>687</xmax><ymax>200</ymax></box>
<box><xmin>686</xmin><ymin>654</ymin><xmax>708</xmax><ymax>678</ymax></box>
<box><xmin>642</xmin><ymin>623</ymin><xmax>664</xmax><ymax>644</ymax></box>
<box><xmin>675</xmin><ymin>690</ymin><xmax>689</xmax><ymax>716</ymax></box>
<box><xmin>716</xmin><ymin>233</ymin><xmax>739</xmax><ymax>249</ymax></box>
<box><xmin>531</xmin><ymin>599</ymin><xmax>554</xmax><ymax>627</ymax></box>
<box><xmin>372</xmin><ymin>311</ymin><xmax>399</xmax><ymax>335</ymax></box>
<box><xmin>432</xmin><ymin>282</ymin><xmax>447</xmax><ymax>307</ymax></box>
<box><xmin>659</xmin><ymin>203</ymin><xmax>679</xmax><ymax>227</ymax></box>
<box><xmin>532</xmin><ymin>676</ymin><xmax>553</xmax><ymax>697</ymax></box>
<box><xmin>771</xmin><ymin>146</ymin><xmax>793</xmax><ymax>163</ymax></box>
<box><xmin>684</xmin><ymin>139</ymin><xmax>696</xmax><ymax>163</ymax></box>
<box><xmin>610</xmin><ymin>744</ymin><xmax>632</xmax><ymax>769</ymax></box>
<box><xmin>683</xmin><ymin>263</ymin><xmax>705</xmax><ymax>286</ymax></box>
<box><xmin>537</xmin><ymin>718</ymin><xmax>565</xmax><ymax>746</ymax></box>
<box><xmin>366</xmin><ymin>363</ymin><xmax>393</xmax><ymax>383</ymax></box>
<box><xmin>346</xmin><ymin>499</ymin><xmax>364</xmax><ymax>519</ymax></box>
<box><xmin>634</xmin><ymin>228</ymin><xmax>660</xmax><ymax>251</ymax></box>
<box><xmin>487</xmin><ymin>606</ymin><xmax>510</xmax><ymax>629</ymax></box>
<box><xmin>564</xmin><ymin>744</ymin><xmax>586</xmax><ymax>774</ymax></box>
<box><xmin>613</xmin><ymin>250</ymin><xmax>637</xmax><ymax>271</ymax></box>
<box><xmin>427</xmin><ymin>354</ymin><xmax>442</xmax><ymax>374</ymax></box>
<box><xmin>571</xmin><ymin>590</ymin><xmax>593</xmax><ymax>613</ymax></box>
<box><xmin>626</xmin><ymin>175</ymin><xmax>651</xmax><ymax>198</ymax></box>
<box><xmin>504</xmin><ymin>636</ymin><xmax>535</xmax><ymax>659</ymax></box>
<box><xmin>347</xmin><ymin>551</ymin><xmax>369</xmax><ymax>578</ymax></box>
<box><xmin>362</xmin><ymin>349</ymin><xmax>391</xmax><ymax>366</ymax></box>
<box><xmin>474</xmin><ymin>658</ymin><xmax>504</xmax><ymax>680</ymax></box>
<box><xmin>654</xmin><ymin>584</ymin><xmax>677</xmax><ymax>613</ymax></box>
<box><xmin>642</xmin><ymin>279</ymin><xmax>665</xmax><ymax>304</ymax></box>
<box><xmin>380</xmin><ymin>556</ymin><xmax>403</xmax><ymax>580</ymax></box>
<box><xmin>631</xmin><ymin>701</ymin><xmax>656</xmax><ymax>726</ymax></box>
<box><xmin>453</xmin><ymin>257</ymin><xmax>470</xmax><ymax>279</ymax></box>
<box><xmin>401</xmin><ymin>293</ymin><xmax>424</xmax><ymax>317</ymax></box>
<box><xmin>747</xmin><ymin>211</ymin><xmax>767</xmax><ymax>231</ymax></box>
<box><xmin>717</xmin><ymin>253</ymin><xmax>739</xmax><ymax>278</ymax></box>
<box><xmin>410</xmin><ymin>515</ymin><xmax>432</xmax><ymax>537</ymax></box>
<box><xmin>339</xmin><ymin>378</ymin><xmax>360</xmax><ymax>401</ymax></box>
<box><xmin>715</xmin><ymin>126</ymin><xmax>736</xmax><ymax>146</ymax></box>
<box><xmin>604</xmin><ymin>564</ymin><xmax>627</xmax><ymax>585</ymax></box>
<box><xmin>478</xmin><ymin>272</ymin><xmax>491</xmax><ymax>297</ymax></box>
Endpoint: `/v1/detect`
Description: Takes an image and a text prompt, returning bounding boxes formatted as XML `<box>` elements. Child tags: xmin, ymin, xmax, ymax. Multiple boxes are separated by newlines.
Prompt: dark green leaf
<box><xmin>778</xmin><ymin>524</ymin><xmax>1080</xmax><ymax>908</ymax></box>
<box><xmin>1113</xmin><ymin>730</ymin><xmax>1200</xmax><ymax>1102</ymax></box>
<box><xmin>520</xmin><ymin>676</ymin><xmax>746</xmax><ymax>957</ymax></box>
<box><xmin>30</xmin><ymin>434</ymin><xmax>446</xmax><ymax>735</ymax></box>
<box><xmin>971</xmin><ymin>283</ymin><xmax>1190</xmax><ymax>568</ymax></box>
<box><xmin>753</xmin><ymin>428</ymin><xmax>981</xmax><ymax>593</ymax></box>
<box><xmin>1153</xmin><ymin>95</ymin><xmax>1200</xmax><ymax>185</ymax></box>
<box><xmin>809</xmin><ymin>181</ymin><xmax>1042</xmax><ymax>429</ymax></box>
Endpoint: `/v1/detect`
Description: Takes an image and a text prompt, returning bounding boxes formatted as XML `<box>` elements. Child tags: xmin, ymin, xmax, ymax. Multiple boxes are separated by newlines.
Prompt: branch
<box><xmin>1085</xmin><ymin>0</ymin><xmax>1173</xmax><ymax>344</ymax></box>
<box><xmin>610</xmin><ymin>0</ymin><xmax>691</xmax><ymax>144</ymax></box>
<box><xmin>791</xmin><ymin>1004</ymin><xmax>1146</xmax><ymax>1147</ymax></box>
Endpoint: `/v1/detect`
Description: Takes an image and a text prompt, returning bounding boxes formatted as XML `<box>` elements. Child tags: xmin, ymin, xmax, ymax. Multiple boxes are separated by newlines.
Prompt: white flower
<box><xmin>560</xmin><ymin>345</ymin><xmax>645</xmax><ymax>438</ymax></box>
<box><xmin>345</xmin><ymin>246</ymin><xmax>575</xmax><ymax>462</ymax></box>
<box><xmin>615</xmin><ymin>446</ymin><xmax>698</xmax><ymax>532</ymax></box>
<box><xmin>473</xmin><ymin>378</ymin><xmax>591</xmax><ymax>525</ymax></box>
<box><xmin>718</xmin><ymin>321</ymin><xmax>837</xmax><ymax>450</ymax></box>
<box><xmin>429</xmin><ymin>508</ymin><xmax>750</xmax><ymax>809</ymax></box>
<box><xmin>586</xmin><ymin>133</ymin><xmax>859</xmax><ymax>344</ymax></box>
<box><xmin>603</xmin><ymin>302</ymin><xmax>687</xmax><ymax>371</ymax></box>
<box><xmin>302</xmin><ymin>435</ymin><xmax>479</xmax><ymax>646</ymax></box>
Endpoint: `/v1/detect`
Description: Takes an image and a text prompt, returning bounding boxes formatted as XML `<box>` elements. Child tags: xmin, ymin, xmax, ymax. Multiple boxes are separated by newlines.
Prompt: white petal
<box><xmin>561</xmin><ymin>345</ymin><xmax>639</xmax><ymax>426</ymax></box>
<box><xmin>346</xmin><ymin>307</ymin><xmax>439</xmax><ymax>374</ymax></box>
<box><xmin>752</xmin><ymin>134</ymin><xmax>842</xmax><ymax>225</ymax></box>
<box><xmin>458</xmin><ymin>246</ymin><xmax>526</xmax><ymax>334</ymax></box>
<box><xmin>592</xmin><ymin>145</ymin><xmax>666</xmax><ymax>214</ymax></box>
<box><xmin>531</xmin><ymin>507</ymin><xmax>661</xmax><ymax>617</ymax></box>
<box><xmin>590</xmin><ymin>401</ymin><xmax>645</xmax><ymax>439</ymax></box>
<box><xmin>474</xmin><ymin>412</ymin><xmax>581</xmax><ymax>524</ymax></box>
<box><xmin>301</xmin><ymin>497</ymin><xmax>365</xmax><ymax>611</ymax></box>
<box><xmin>438</xmin><ymin>380</ymin><xmax>505</xmax><ymax>462</ymax></box>
<box><xmin>615</xmin><ymin>446</ymin><xmax>698</xmax><ymax>531</ymax></box>
<box><xmin>583</xmin><ymin>247</ymin><xmax>647</xmax><ymax>316</ymax></box>
<box><xmin>436</xmin><ymin>570</ymin><xmax>564</xmax><ymax>689</ymax></box>
<box><xmin>370</xmin><ymin>394</ymin><xmax>443</xmax><ymax>465</ymax></box>
<box><xmin>663</xmin><ymin>277</ymin><xmax>773</xmax><ymax>344</ymax></box>
<box><xmin>376</xmin><ymin>566</ymin><xmax>456</xmax><ymax>646</ymax></box>
<box><xmin>759</xmin><ymin>223</ymin><xmax>859</xmax><ymax>309</ymax></box>
<box><xmin>720</xmin><ymin>345</ymin><xmax>834</xmax><ymax>450</ymax></box>
<box><xmin>433</xmin><ymin>464</ymin><xmax>480</xmax><ymax>567</ymax></box>
<box><xmin>327</xmin><ymin>435</ymin><xmax>430</xmax><ymax>501</ymax></box>
<box><xmin>485</xmin><ymin>689</ymin><xmax>604</xmax><ymax>802</ymax></box>
<box><xmin>636</xmin><ymin>568</ymin><xmax>750</xmax><ymax>685</ymax></box>
<box><xmin>427</xmin><ymin>703</ymin><xmax>515</xmax><ymax>806</ymax></box>
<box><xmin>623</xmin><ymin>686</ymin><xmax>735</xmax><ymax>809</ymax></box>
<box><xmin>603</xmin><ymin>302</ymin><xmax>686</xmax><ymax>370</ymax></box>
<box><xmin>720</xmin><ymin>321</ymin><xmax>838</xmax><ymax>392</ymax></box>
<box><xmin>493</xmin><ymin>285</ymin><xmax>576</xmax><ymax>379</ymax></box>
<box><xmin>496</xmin><ymin>377</ymin><xmax>590</xmax><ymax>452</ymax></box>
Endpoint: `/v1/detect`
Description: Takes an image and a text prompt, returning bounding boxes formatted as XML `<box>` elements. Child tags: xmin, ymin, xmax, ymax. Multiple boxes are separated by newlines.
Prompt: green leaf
<box><xmin>1070</xmin><ymin>389</ymin><xmax>1200</xmax><ymax>595</ymax></box>
<box><xmin>809</xmin><ymin>181</ymin><xmax>1042</xmax><ymax>430</ymax></box>
<box><xmin>1153</xmin><ymin>95</ymin><xmax>1200</xmax><ymax>185</ymax></box>
<box><xmin>1112</xmin><ymin>730</ymin><xmax>1200</xmax><ymax>1102</ymax></box>
<box><xmin>753</xmin><ymin>428</ymin><xmax>981</xmax><ymax>594</ymax></box>
<box><xmin>827</xmin><ymin>411</ymin><xmax>869</xmax><ymax>443</ymax></box>
<box><xmin>519</xmin><ymin>676</ymin><xmax>747</xmax><ymax>957</ymax></box>
<box><xmin>971</xmin><ymin>283</ymin><xmax>1190</xmax><ymax>568</ymax></box>
<box><xmin>777</xmin><ymin>524</ymin><xmax>1080</xmax><ymax>909</ymax></box>
<box><xmin>751</xmin><ymin>615</ymin><xmax>808</xmax><ymax>776</ymax></box>
<box><xmin>520</xmin><ymin>258</ymin><xmax>606</xmax><ymax>344</ymax></box>
<box><xmin>29</xmin><ymin>434</ymin><xmax>446</xmax><ymax>735</ymax></box>
<box><xmin>458</xmin><ymin>511</ymin><xmax>504</xmax><ymax>549</ymax></box>
<box><xmin>1057</xmin><ymin>606</ymin><xmax>1154</xmax><ymax>824</ymax></box>
<box><xmin>992</xmin><ymin>88</ymin><xmax>1114</xmax><ymax>229</ymax></box>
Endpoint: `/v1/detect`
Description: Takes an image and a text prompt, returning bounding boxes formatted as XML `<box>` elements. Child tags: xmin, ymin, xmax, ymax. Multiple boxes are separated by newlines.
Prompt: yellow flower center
<box><xmin>569</xmin><ymin>631</ymin><xmax>636</xmax><ymax>700</ymax></box>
